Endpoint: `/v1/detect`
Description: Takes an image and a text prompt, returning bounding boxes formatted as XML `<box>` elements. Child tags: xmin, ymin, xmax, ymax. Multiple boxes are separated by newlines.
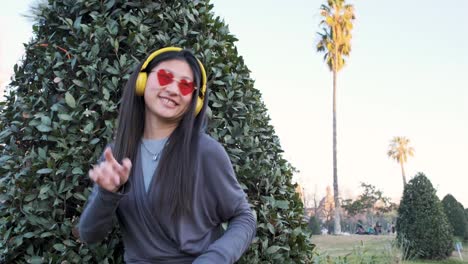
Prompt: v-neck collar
<box><xmin>133</xmin><ymin>146</ymin><xmax>178</xmax><ymax>247</ymax></box>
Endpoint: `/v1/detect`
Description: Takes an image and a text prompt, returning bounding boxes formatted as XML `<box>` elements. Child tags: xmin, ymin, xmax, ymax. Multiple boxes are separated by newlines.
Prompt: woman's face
<box><xmin>144</xmin><ymin>59</ymin><xmax>195</xmax><ymax>123</ymax></box>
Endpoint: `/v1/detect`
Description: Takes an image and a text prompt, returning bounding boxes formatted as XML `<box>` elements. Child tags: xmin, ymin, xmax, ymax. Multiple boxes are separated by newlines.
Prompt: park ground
<box><xmin>312</xmin><ymin>234</ymin><xmax>468</xmax><ymax>263</ymax></box>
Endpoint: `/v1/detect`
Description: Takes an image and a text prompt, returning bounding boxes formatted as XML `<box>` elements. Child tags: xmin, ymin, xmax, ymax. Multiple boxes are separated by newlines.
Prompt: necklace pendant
<box><xmin>152</xmin><ymin>154</ymin><xmax>158</xmax><ymax>161</ymax></box>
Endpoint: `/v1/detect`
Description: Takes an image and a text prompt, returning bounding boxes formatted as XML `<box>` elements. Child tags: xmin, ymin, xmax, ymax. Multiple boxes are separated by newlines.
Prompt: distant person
<box><xmin>375</xmin><ymin>222</ymin><xmax>382</xmax><ymax>234</ymax></box>
<box><xmin>391</xmin><ymin>221</ymin><xmax>396</xmax><ymax>234</ymax></box>
<box><xmin>321</xmin><ymin>227</ymin><xmax>328</xmax><ymax>235</ymax></box>
<box><xmin>356</xmin><ymin>224</ymin><xmax>365</xmax><ymax>234</ymax></box>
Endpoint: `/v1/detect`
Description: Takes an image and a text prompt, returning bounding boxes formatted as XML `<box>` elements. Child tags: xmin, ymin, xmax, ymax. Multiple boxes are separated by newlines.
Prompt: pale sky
<box><xmin>0</xmin><ymin>1</ymin><xmax>33</xmax><ymax>96</ymax></box>
<box><xmin>1</xmin><ymin>1</ymin><xmax>468</xmax><ymax>206</ymax></box>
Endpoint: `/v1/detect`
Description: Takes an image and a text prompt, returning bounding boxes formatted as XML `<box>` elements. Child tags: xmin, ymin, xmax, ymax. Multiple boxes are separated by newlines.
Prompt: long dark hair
<box><xmin>113</xmin><ymin>49</ymin><xmax>208</xmax><ymax>218</ymax></box>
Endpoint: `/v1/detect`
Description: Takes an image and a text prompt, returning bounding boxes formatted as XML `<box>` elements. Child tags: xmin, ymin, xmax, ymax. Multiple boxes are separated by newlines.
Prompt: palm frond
<box><xmin>315</xmin><ymin>0</ymin><xmax>355</xmax><ymax>72</ymax></box>
<box><xmin>387</xmin><ymin>136</ymin><xmax>415</xmax><ymax>163</ymax></box>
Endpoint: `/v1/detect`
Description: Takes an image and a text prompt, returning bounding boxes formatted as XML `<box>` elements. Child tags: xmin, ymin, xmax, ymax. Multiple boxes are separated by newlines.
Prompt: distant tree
<box><xmin>342</xmin><ymin>182</ymin><xmax>395</xmax><ymax>217</ymax></box>
<box><xmin>442</xmin><ymin>194</ymin><xmax>467</xmax><ymax>238</ymax></box>
<box><xmin>316</xmin><ymin>0</ymin><xmax>355</xmax><ymax>234</ymax></box>
<box><xmin>342</xmin><ymin>182</ymin><xmax>396</xmax><ymax>229</ymax></box>
<box><xmin>317</xmin><ymin>186</ymin><xmax>335</xmax><ymax>225</ymax></box>
<box><xmin>307</xmin><ymin>186</ymin><xmax>320</xmax><ymax>217</ymax></box>
<box><xmin>312</xmin><ymin>191</ymin><xmax>319</xmax><ymax>217</ymax></box>
<box><xmin>304</xmin><ymin>189</ymin><xmax>320</xmax><ymax>218</ymax></box>
<box><xmin>387</xmin><ymin>136</ymin><xmax>415</xmax><ymax>187</ymax></box>
<box><xmin>397</xmin><ymin>173</ymin><xmax>453</xmax><ymax>260</ymax></box>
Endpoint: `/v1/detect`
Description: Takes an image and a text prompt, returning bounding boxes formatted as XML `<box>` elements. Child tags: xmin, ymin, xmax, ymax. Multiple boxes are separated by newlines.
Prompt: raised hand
<box><xmin>89</xmin><ymin>147</ymin><xmax>132</xmax><ymax>192</ymax></box>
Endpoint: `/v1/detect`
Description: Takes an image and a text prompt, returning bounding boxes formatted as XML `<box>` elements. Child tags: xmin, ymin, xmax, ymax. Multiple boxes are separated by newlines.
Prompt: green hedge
<box><xmin>0</xmin><ymin>0</ymin><xmax>314</xmax><ymax>263</ymax></box>
<box><xmin>308</xmin><ymin>216</ymin><xmax>321</xmax><ymax>235</ymax></box>
<box><xmin>442</xmin><ymin>194</ymin><xmax>467</xmax><ymax>238</ymax></box>
<box><xmin>396</xmin><ymin>172</ymin><xmax>453</xmax><ymax>260</ymax></box>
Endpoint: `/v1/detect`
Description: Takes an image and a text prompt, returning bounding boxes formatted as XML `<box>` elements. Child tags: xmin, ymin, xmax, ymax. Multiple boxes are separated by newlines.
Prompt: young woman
<box><xmin>79</xmin><ymin>47</ymin><xmax>256</xmax><ymax>263</ymax></box>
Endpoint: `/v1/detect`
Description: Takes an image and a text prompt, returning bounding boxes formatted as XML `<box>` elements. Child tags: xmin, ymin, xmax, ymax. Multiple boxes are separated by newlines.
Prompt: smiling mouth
<box><xmin>159</xmin><ymin>96</ymin><xmax>178</xmax><ymax>107</ymax></box>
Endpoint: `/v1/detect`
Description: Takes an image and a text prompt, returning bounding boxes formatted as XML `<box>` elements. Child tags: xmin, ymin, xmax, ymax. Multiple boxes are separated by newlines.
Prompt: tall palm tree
<box><xmin>387</xmin><ymin>136</ymin><xmax>415</xmax><ymax>187</ymax></box>
<box><xmin>316</xmin><ymin>0</ymin><xmax>355</xmax><ymax>235</ymax></box>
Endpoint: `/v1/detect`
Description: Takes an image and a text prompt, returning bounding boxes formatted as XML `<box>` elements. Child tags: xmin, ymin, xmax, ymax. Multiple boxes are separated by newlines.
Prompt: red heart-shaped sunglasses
<box><xmin>156</xmin><ymin>69</ymin><xmax>195</xmax><ymax>96</ymax></box>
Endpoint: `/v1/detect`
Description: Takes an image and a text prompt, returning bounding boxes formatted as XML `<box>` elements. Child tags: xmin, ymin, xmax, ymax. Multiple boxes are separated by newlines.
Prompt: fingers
<box><xmin>88</xmin><ymin>154</ymin><xmax>132</xmax><ymax>193</ymax></box>
<box><xmin>101</xmin><ymin>162</ymin><xmax>119</xmax><ymax>186</ymax></box>
<box><xmin>103</xmin><ymin>148</ymin><xmax>118</xmax><ymax>174</ymax></box>
<box><xmin>104</xmin><ymin>147</ymin><xmax>127</xmax><ymax>176</ymax></box>
<box><xmin>120</xmin><ymin>158</ymin><xmax>132</xmax><ymax>183</ymax></box>
<box><xmin>104</xmin><ymin>147</ymin><xmax>118</xmax><ymax>164</ymax></box>
<box><xmin>88</xmin><ymin>163</ymin><xmax>116</xmax><ymax>189</ymax></box>
<box><xmin>104</xmin><ymin>147</ymin><xmax>124</xmax><ymax>170</ymax></box>
<box><xmin>112</xmin><ymin>172</ymin><xmax>120</xmax><ymax>186</ymax></box>
<box><xmin>89</xmin><ymin>166</ymin><xmax>98</xmax><ymax>182</ymax></box>
<box><xmin>121</xmin><ymin>158</ymin><xmax>132</xmax><ymax>175</ymax></box>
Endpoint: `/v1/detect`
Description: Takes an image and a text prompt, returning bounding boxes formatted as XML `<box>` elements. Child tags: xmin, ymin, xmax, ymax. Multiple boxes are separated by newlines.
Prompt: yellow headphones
<box><xmin>135</xmin><ymin>47</ymin><xmax>207</xmax><ymax>115</ymax></box>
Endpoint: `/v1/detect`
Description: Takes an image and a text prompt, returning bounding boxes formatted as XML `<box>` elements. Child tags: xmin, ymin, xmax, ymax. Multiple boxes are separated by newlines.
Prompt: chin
<box><xmin>157</xmin><ymin>111</ymin><xmax>184</xmax><ymax>122</ymax></box>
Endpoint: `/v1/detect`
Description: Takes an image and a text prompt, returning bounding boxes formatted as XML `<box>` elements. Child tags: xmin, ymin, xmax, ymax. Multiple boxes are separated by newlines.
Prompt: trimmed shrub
<box><xmin>0</xmin><ymin>0</ymin><xmax>314</xmax><ymax>263</ymax></box>
<box><xmin>442</xmin><ymin>194</ymin><xmax>467</xmax><ymax>238</ymax></box>
<box><xmin>396</xmin><ymin>172</ymin><xmax>453</xmax><ymax>260</ymax></box>
<box><xmin>308</xmin><ymin>216</ymin><xmax>321</xmax><ymax>235</ymax></box>
<box><xmin>464</xmin><ymin>208</ymin><xmax>468</xmax><ymax>241</ymax></box>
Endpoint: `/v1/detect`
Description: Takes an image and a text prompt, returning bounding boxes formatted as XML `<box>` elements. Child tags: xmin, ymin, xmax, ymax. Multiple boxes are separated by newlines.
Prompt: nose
<box><xmin>164</xmin><ymin>80</ymin><xmax>180</xmax><ymax>95</ymax></box>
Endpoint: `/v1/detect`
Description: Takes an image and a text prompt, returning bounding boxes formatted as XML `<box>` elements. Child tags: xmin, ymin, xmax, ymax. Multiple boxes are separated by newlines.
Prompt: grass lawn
<box><xmin>312</xmin><ymin>234</ymin><xmax>468</xmax><ymax>263</ymax></box>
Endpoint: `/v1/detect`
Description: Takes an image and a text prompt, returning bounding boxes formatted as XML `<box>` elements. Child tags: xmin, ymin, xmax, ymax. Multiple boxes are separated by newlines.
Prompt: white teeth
<box><xmin>162</xmin><ymin>98</ymin><xmax>176</xmax><ymax>106</ymax></box>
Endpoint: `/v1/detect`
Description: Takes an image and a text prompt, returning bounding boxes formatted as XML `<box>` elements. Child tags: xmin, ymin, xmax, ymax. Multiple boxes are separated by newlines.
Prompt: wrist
<box><xmin>111</xmin><ymin>184</ymin><xmax>125</xmax><ymax>193</ymax></box>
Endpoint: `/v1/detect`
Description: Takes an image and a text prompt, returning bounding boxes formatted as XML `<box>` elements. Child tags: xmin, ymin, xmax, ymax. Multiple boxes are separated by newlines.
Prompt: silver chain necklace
<box><xmin>141</xmin><ymin>140</ymin><xmax>162</xmax><ymax>161</ymax></box>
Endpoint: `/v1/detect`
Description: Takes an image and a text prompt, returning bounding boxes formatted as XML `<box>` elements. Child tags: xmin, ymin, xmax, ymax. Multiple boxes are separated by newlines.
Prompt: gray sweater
<box><xmin>79</xmin><ymin>133</ymin><xmax>256</xmax><ymax>263</ymax></box>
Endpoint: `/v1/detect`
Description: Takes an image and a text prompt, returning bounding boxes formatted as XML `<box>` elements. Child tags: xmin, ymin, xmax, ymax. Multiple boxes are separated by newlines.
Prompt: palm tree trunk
<box><xmin>332</xmin><ymin>66</ymin><xmax>341</xmax><ymax>235</ymax></box>
<box><xmin>400</xmin><ymin>160</ymin><xmax>407</xmax><ymax>187</ymax></box>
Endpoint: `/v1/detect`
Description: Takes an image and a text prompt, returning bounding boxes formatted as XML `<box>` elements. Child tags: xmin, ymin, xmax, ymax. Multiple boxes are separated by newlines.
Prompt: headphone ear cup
<box><xmin>135</xmin><ymin>72</ymin><xmax>147</xmax><ymax>96</ymax></box>
<box><xmin>195</xmin><ymin>97</ymin><xmax>203</xmax><ymax>116</ymax></box>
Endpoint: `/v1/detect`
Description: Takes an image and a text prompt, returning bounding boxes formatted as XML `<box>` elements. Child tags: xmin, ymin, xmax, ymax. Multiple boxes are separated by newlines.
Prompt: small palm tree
<box><xmin>387</xmin><ymin>136</ymin><xmax>415</xmax><ymax>187</ymax></box>
<box><xmin>316</xmin><ymin>0</ymin><xmax>355</xmax><ymax>235</ymax></box>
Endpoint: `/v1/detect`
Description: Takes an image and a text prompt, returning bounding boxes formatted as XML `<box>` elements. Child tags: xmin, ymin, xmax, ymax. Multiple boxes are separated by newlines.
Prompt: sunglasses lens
<box><xmin>157</xmin><ymin>70</ymin><xmax>173</xmax><ymax>86</ymax></box>
<box><xmin>157</xmin><ymin>69</ymin><xmax>194</xmax><ymax>96</ymax></box>
<box><xmin>178</xmin><ymin>80</ymin><xmax>194</xmax><ymax>96</ymax></box>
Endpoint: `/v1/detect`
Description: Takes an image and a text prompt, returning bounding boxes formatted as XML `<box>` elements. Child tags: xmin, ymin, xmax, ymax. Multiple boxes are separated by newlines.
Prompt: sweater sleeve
<box><xmin>78</xmin><ymin>184</ymin><xmax>130</xmax><ymax>244</ymax></box>
<box><xmin>193</xmin><ymin>137</ymin><xmax>257</xmax><ymax>264</ymax></box>
<box><xmin>78</xmin><ymin>146</ymin><xmax>131</xmax><ymax>244</ymax></box>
